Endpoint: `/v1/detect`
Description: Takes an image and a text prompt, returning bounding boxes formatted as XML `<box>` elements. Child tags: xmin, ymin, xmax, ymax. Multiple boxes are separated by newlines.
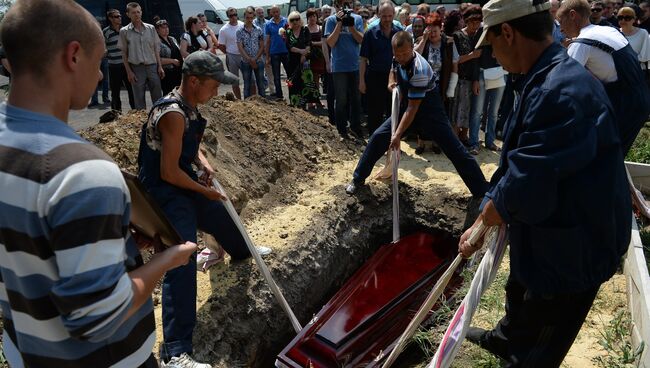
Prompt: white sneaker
<box><xmin>162</xmin><ymin>353</ymin><xmax>212</xmax><ymax>368</ymax></box>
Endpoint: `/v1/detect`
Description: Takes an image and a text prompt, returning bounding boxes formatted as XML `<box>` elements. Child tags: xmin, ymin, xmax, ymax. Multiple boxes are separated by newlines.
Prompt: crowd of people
<box><xmin>1</xmin><ymin>0</ymin><xmax>650</xmax><ymax>368</ymax></box>
<box><xmin>87</xmin><ymin>0</ymin><xmax>650</xmax><ymax>154</ymax></box>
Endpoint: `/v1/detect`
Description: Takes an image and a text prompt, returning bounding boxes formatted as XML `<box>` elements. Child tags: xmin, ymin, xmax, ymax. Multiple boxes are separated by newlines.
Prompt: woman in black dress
<box><xmin>285</xmin><ymin>11</ymin><xmax>319</xmax><ymax>108</ymax></box>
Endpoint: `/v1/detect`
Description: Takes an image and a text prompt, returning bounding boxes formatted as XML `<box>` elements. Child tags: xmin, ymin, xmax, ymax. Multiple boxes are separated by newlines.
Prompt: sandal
<box><xmin>469</xmin><ymin>146</ymin><xmax>480</xmax><ymax>155</ymax></box>
<box><xmin>486</xmin><ymin>144</ymin><xmax>502</xmax><ymax>152</ymax></box>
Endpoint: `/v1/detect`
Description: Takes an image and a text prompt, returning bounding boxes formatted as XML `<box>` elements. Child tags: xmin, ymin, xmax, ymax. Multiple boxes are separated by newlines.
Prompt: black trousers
<box><xmin>352</xmin><ymin>90</ymin><xmax>488</xmax><ymax>198</ymax></box>
<box><xmin>108</xmin><ymin>63</ymin><xmax>135</xmax><ymax>111</ymax></box>
<box><xmin>484</xmin><ymin>276</ymin><xmax>599</xmax><ymax>367</ymax></box>
<box><xmin>365</xmin><ymin>70</ymin><xmax>390</xmax><ymax>134</ymax></box>
<box><xmin>161</xmin><ymin>67</ymin><xmax>182</xmax><ymax>95</ymax></box>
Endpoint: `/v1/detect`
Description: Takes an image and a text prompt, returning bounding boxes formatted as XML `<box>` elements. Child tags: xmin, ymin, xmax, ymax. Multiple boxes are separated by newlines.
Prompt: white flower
<box><xmin>279</xmin><ymin>28</ymin><xmax>286</xmax><ymax>36</ymax></box>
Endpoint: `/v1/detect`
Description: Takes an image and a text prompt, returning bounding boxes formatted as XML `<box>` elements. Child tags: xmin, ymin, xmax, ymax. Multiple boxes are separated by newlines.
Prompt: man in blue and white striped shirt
<box><xmin>346</xmin><ymin>31</ymin><xmax>487</xmax><ymax>199</ymax></box>
<box><xmin>104</xmin><ymin>8</ymin><xmax>135</xmax><ymax>111</ymax></box>
<box><xmin>0</xmin><ymin>1</ymin><xmax>195</xmax><ymax>367</ymax></box>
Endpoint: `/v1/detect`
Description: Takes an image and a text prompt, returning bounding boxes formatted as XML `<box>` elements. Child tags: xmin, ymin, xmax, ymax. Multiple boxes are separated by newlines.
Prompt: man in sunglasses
<box><xmin>218</xmin><ymin>7</ymin><xmax>244</xmax><ymax>100</ymax></box>
<box><xmin>104</xmin><ymin>9</ymin><xmax>136</xmax><ymax>111</ymax></box>
<box><xmin>602</xmin><ymin>0</ymin><xmax>620</xmax><ymax>27</ymax></box>
<box><xmin>559</xmin><ymin>0</ymin><xmax>650</xmax><ymax>153</ymax></box>
<box><xmin>589</xmin><ymin>0</ymin><xmax>614</xmax><ymax>27</ymax></box>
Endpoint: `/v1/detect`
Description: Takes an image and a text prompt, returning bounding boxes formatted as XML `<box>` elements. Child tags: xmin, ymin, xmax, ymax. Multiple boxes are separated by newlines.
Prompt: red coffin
<box><xmin>276</xmin><ymin>232</ymin><xmax>463</xmax><ymax>368</ymax></box>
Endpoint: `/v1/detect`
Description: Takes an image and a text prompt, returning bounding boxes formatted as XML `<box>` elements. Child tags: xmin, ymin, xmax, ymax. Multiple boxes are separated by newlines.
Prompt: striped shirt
<box><xmin>0</xmin><ymin>103</ymin><xmax>155</xmax><ymax>368</ymax></box>
<box><xmin>104</xmin><ymin>26</ymin><xmax>123</xmax><ymax>65</ymax></box>
<box><xmin>395</xmin><ymin>52</ymin><xmax>436</xmax><ymax>100</ymax></box>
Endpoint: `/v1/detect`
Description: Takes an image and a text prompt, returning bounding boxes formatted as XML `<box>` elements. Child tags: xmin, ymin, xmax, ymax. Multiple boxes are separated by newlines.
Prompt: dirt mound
<box><xmin>80</xmin><ymin>96</ymin><xmax>356</xmax><ymax>212</ymax></box>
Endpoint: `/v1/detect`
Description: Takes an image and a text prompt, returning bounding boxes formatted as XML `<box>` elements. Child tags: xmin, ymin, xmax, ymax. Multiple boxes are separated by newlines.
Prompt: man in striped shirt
<box><xmin>104</xmin><ymin>8</ymin><xmax>135</xmax><ymax>111</ymax></box>
<box><xmin>0</xmin><ymin>1</ymin><xmax>196</xmax><ymax>367</ymax></box>
<box><xmin>346</xmin><ymin>31</ymin><xmax>487</xmax><ymax>199</ymax></box>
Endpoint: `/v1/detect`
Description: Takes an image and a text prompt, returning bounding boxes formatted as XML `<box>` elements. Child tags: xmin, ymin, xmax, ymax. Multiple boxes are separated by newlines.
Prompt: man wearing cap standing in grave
<box><xmin>137</xmin><ymin>51</ymin><xmax>271</xmax><ymax>368</ymax></box>
<box><xmin>458</xmin><ymin>1</ymin><xmax>631</xmax><ymax>366</ymax></box>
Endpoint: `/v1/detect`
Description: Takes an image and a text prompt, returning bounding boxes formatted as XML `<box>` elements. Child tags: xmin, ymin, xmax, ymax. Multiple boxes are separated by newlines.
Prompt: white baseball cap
<box><xmin>475</xmin><ymin>0</ymin><xmax>552</xmax><ymax>48</ymax></box>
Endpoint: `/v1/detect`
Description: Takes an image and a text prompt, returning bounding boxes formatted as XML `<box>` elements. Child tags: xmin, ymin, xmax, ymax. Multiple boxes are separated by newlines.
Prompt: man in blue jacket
<box><xmin>459</xmin><ymin>1</ymin><xmax>631</xmax><ymax>366</ymax></box>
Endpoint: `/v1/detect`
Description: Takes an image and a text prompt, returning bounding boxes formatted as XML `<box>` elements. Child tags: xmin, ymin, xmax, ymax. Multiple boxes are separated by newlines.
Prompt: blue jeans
<box><xmin>352</xmin><ymin>90</ymin><xmax>488</xmax><ymax>198</ymax></box>
<box><xmin>91</xmin><ymin>57</ymin><xmax>110</xmax><ymax>104</ymax></box>
<box><xmin>241</xmin><ymin>59</ymin><xmax>266</xmax><ymax>98</ymax></box>
<box><xmin>332</xmin><ymin>71</ymin><xmax>361</xmax><ymax>137</ymax></box>
<box><xmin>469</xmin><ymin>71</ymin><xmax>506</xmax><ymax>148</ymax></box>
<box><xmin>149</xmin><ymin>185</ymin><xmax>251</xmax><ymax>361</ymax></box>
<box><xmin>270</xmin><ymin>53</ymin><xmax>289</xmax><ymax>98</ymax></box>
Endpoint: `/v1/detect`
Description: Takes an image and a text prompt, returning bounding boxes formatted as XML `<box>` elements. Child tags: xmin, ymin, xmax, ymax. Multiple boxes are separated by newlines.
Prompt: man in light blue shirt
<box><xmin>265</xmin><ymin>5</ymin><xmax>289</xmax><ymax>99</ymax></box>
<box><xmin>325</xmin><ymin>0</ymin><xmax>364</xmax><ymax>139</ymax></box>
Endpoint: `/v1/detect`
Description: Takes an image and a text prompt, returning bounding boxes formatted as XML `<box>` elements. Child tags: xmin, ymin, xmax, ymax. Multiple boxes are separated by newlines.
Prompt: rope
<box><xmin>380</xmin><ymin>221</ymin><xmax>489</xmax><ymax>368</ymax></box>
<box><xmin>391</xmin><ymin>88</ymin><xmax>401</xmax><ymax>242</ymax></box>
<box><xmin>211</xmin><ymin>178</ymin><xmax>302</xmax><ymax>333</ymax></box>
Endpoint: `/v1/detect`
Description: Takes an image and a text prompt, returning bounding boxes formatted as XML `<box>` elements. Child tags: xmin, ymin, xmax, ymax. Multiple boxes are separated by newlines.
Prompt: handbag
<box><xmin>483</xmin><ymin>66</ymin><xmax>506</xmax><ymax>90</ymax></box>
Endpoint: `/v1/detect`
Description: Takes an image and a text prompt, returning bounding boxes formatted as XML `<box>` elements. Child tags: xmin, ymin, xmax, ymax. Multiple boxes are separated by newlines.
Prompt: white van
<box><xmin>179</xmin><ymin>0</ymin><xmax>290</xmax><ymax>37</ymax></box>
<box><xmin>179</xmin><ymin>0</ymin><xmax>229</xmax><ymax>35</ymax></box>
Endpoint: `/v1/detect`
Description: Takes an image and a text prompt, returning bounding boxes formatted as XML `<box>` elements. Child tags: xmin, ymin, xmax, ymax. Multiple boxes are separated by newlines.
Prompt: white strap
<box><xmin>211</xmin><ymin>178</ymin><xmax>302</xmax><ymax>333</ymax></box>
<box><xmin>391</xmin><ymin>88</ymin><xmax>401</xmax><ymax>243</ymax></box>
<box><xmin>380</xmin><ymin>220</ymin><xmax>489</xmax><ymax>368</ymax></box>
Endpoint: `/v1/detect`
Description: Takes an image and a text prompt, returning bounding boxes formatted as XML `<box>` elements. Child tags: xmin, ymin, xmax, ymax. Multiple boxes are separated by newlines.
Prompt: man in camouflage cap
<box><xmin>138</xmin><ymin>51</ymin><xmax>271</xmax><ymax>368</ymax></box>
<box><xmin>459</xmin><ymin>0</ymin><xmax>631</xmax><ymax>367</ymax></box>
<box><xmin>182</xmin><ymin>50</ymin><xmax>239</xmax><ymax>84</ymax></box>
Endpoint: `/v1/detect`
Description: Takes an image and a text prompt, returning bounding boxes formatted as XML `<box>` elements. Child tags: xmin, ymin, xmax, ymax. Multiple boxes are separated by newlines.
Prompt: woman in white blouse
<box><xmin>619</xmin><ymin>7</ymin><xmax>650</xmax><ymax>76</ymax></box>
<box><xmin>180</xmin><ymin>16</ymin><xmax>213</xmax><ymax>59</ymax></box>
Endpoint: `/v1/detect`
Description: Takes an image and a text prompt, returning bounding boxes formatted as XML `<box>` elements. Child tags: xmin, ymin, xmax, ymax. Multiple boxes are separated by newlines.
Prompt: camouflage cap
<box><xmin>182</xmin><ymin>51</ymin><xmax>239</xmax><ymax>84</ymax></box>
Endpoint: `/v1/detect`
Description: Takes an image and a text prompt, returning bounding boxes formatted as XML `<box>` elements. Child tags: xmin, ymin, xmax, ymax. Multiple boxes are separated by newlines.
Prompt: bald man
<box><xmin>0</xmin><ymin>1</ymin><xmax>195</xmax><ymax>367</ymax></box>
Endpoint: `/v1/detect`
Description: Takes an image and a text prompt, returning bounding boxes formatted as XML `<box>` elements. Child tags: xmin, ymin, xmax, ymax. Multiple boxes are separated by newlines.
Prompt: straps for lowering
<box><xmin>391</xmin><ymin>88</ymin><xmax>401</xmax><ymax>242</ymax></box>
<box><xmin>211</xmin><ymin>178</ymin><xmax>302</xmax><ymax>333</ymax></box>
<box><xmin>570</xmin><ymin>37</ymin><xmax>616</xmax><ymax>54</ymax></box>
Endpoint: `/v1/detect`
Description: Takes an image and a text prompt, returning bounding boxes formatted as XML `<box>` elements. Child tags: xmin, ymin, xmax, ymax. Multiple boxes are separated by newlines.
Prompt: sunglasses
<box><xmin>591</xmin><ymin>8</ymin><xmax>603</xmax><ymax>12</ymax></box>
<box><xmin>362</xmin><ymin>16</ymin><xmax>369</xmax><ymax>19</ymax></box>
<box><xmin>110</xmin><ymin>14</ymin><xmax>121</xmax><ymax>18</ymax></box>
<box><xmin>228</xmin><ymin>13</ymin><xmax>237</xmax><ymax>17</ymax></box>
<box><xmin>290</xmin><ymin>18</ymin><xmax>300</xmax><ymax>22</ymax></box>
<box><xmin>618</xmin><ymin>15</ymin><xmax>635</xmax><ymax>21</ymax></box>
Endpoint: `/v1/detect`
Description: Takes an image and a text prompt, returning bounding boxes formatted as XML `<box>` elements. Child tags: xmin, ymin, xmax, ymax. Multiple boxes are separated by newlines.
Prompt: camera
<box><xmin>341</xmin><ymin>7</ymin><xmax>354</xmax><ymax>27</ymax></box>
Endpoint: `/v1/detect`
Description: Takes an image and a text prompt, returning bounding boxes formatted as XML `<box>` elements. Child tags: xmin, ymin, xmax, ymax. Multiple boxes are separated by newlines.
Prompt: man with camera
<box><xmin>325</xmin><ymin>0</ymin><xmax>365</xmax><ymax>140</ymax></box>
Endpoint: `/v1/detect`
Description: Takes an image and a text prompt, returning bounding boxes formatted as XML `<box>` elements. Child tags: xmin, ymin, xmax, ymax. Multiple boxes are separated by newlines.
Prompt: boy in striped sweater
<box><xmin>0</xmin><ymin>1</ymin><xmax>196</xmax><ymax>367</ymax></box>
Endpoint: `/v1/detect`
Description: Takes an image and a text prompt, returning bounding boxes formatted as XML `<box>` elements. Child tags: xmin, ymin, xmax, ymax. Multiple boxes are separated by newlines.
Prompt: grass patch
<box><xmin>627</xmin><ymin>124</ymin><xmax>650</xmax><ymax>165</ymax></box>
<box><xmin>593</xmin><ymin>309</ymin><xmax>644</xmax><ymax>367</ymax></box>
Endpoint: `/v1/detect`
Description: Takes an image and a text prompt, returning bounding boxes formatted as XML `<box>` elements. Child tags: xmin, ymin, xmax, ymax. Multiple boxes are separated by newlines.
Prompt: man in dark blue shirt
<box><xmin>346</xmin><ymin>31</ymin><xmax>487</xmax><ymax>199</ymax></box>
<box><xmin>359</xmin><ymin>2</ymin><xmax>400</xmax><ymax>134</ymax></box>
<box><xmin>460</xmin><ymin>1</ymin><xmax>631</xmax><ymax>366</ymax></box>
